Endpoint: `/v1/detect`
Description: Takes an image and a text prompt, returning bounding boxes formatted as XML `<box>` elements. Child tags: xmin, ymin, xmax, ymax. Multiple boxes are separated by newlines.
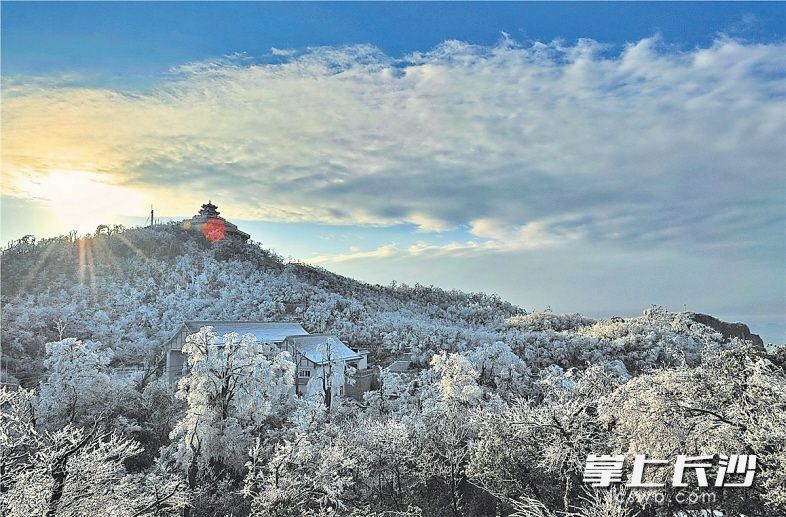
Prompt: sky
<box><xmin>2</xmin><ymin>2</ymin><xmax>785</xmax><ymax>343</ymax></box>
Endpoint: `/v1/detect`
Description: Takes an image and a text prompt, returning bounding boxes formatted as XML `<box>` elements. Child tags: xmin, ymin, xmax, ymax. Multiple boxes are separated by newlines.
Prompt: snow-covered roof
<box><xmin>285</xmin><ymin>335</ymin><xmax>362</xmax><ymax>364</ymax></box>
<box><xmin>182</xmin><ymin>321</ymin><xmax>308</xmax><ymax>344</ymax></box>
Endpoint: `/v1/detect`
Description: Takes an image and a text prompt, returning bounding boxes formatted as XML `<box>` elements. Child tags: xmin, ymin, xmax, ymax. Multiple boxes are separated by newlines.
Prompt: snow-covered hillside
<box><xmin>1</xmin><ymin>224</ymin><xmax>783</xmax><ymax>516</ymax></box>
<box><xmin>1</xmin><ymin>223</ymin><xmax>522</xmax><ymax>385</ymax></box>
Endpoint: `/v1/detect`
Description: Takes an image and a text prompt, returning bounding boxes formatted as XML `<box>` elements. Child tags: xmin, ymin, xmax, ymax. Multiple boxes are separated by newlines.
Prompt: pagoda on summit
<box><xmin>198</xmin><ymin>200</ymin><xmax>221</xmax><ymax>218</ymax></box>
<box><xmin>185</xmin><ymin>201</ymin><xmax>250</xmax><ymax>243</ymax></box>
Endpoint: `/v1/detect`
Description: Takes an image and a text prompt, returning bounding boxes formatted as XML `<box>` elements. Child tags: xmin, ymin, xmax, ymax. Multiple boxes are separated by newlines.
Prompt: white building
<box><xmin>164</xmin><ymin>321</ymin><xmax>308</xmax><ymax>384</ymax></box>
<box><xmin>163</xmin><ymin>321</ymin><xmax>369</xmax><ymax>401</ymax></box>
<box><xmin>281</xmin><ymin>334</ymin><xmax>368</xmax><ymax>399</ymax></box>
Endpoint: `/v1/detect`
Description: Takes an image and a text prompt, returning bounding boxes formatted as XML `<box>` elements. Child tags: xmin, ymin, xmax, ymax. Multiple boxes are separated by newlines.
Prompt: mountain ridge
<box><xmin>0</xmin><ymin>222</ymin><xmax>764</xmax><ymax>386</ymax></box>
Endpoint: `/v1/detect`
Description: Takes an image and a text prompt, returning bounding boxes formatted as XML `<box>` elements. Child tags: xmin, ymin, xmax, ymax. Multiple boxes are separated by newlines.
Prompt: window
<box><xmin>299</xmin><ymin>370</ymin><xmax>311</xmax><ymax>378</ymax></box>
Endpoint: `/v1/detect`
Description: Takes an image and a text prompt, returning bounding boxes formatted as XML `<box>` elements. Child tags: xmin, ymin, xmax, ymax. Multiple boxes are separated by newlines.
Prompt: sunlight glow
<box><xmin>13</xmin><ymin>169</ymin><xmax>147</xmax><ymax>235</ymax></box>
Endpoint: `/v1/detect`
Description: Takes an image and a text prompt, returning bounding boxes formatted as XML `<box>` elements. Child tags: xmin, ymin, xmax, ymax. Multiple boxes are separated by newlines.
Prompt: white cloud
<box><xmin>410</xmin><ymin>213</ymin><xmax>456</xmax><ymax>233</ymax></box>
<box><xmin>2</xmin><ymin>37</ymin><xmax>784</xmax><ymax>257</ymax></box>
<box><xmin>468</xmin><ymin>218</ymin><xmax>579</xmax><ymax>250</ymax></box>
<box><xmin>269</xmin><ymin>47</ymin><xmax>296</xmax><ymax>57</ymax></box>
<box><xmin>306</xmin><ymin>215</ymin><xmax>583</xmax><ymax>266</ymax></box>
<box><xmin>308</xmin><ymin>243</ymin><xmax>399</xmax><ymax>264</ymax></box>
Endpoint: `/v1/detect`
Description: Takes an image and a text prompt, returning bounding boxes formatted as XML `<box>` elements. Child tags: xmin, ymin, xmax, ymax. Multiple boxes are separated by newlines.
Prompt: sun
<box><xmin>13</xmin><ymin>169</ymin><xmax>147</xmax><ymax>234</ymax></box>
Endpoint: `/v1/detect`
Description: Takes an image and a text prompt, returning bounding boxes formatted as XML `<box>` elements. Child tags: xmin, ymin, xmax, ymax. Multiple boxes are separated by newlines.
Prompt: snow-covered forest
<box><xmin>1</xmin><ymin>224</ymin><xmax>784</xmax><ymax>516</ymax></box>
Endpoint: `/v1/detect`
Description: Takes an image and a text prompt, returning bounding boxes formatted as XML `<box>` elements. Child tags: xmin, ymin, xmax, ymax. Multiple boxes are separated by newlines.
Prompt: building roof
<box><xmin>199</xmin><ymin>200</ymin><xmax>220</xmax><ymax>217</ymax></box>
<box><xmin>181</xmin><ymin>321</ymin><xmax>308</xmax><ymax>345</ymax></box>
<box><xmin>285</xmin><ymin>334</ymin><xmax>362</xmax><ymax>364</ymax></box>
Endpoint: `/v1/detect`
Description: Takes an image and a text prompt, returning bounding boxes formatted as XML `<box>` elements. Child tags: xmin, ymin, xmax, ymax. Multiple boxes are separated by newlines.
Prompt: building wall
<box><xmin>294</xmin><ymin>355</ymin><xmax>313</xmax><ymax>395</ymax></box>
<box><xmin>165</xmin><ymin>328</ymin><xmax>187</xmax><ymax>384</ymax></box>
<box><xmin>356</xmin><ymin>351</ymin><xmax>368</xmax><ymax>370</ymax></box>
<box><xmin>166</xmin><ymin>350</ymin><xmax>185</xmax><ymax>384</ymax></box>
<box><xmin>345</xmin><ymin>369</ymin><xmax>374</xmax><ymax>401</ymax></box>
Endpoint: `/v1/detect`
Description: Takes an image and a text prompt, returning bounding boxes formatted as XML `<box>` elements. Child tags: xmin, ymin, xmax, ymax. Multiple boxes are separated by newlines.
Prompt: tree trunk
<box><xmin>46</xmin><ymin>461</ymin><xmax>68</xmax><ymax>517</ymax></box>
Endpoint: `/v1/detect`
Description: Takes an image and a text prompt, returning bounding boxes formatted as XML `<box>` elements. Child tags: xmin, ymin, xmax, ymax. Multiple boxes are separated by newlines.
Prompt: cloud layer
<box><xmin>3</xmin><ymin>36</ymin><xmax>785</xmax><ymax>258</ymax></box>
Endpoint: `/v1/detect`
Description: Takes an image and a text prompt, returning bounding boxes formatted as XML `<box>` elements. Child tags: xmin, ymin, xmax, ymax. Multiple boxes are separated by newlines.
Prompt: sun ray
<box><xmin>18</xmin><ymin>240</ymin><xmax>57</xmax><ymax>294</ymax></box>
<box><xmin>90</xmin><ymin>233</ymin><xmax>125</xmax><ymax>279</ymax></box>
<box><xmin>113</xmin><ymin>232</ymin><xmax>150</xmax><ymax>261</ymax></box>
<box><xmin>78</xmin><ymin>238</ymin><xmax>87</xmax><ymax>287</ymax></box>
<box><xmin>84</xmin><ymin>237</ymin><xmax>98</xmax><ymax>301</ymax></box>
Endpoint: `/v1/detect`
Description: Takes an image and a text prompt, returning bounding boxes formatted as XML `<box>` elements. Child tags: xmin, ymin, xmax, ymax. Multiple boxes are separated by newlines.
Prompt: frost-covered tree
<box><xmin>167</xmin><ymin>326</ymin><xmax>296</xmax><ymax>514</ymax></box>
<box><xmin>346</xmin><ymin>418</ymin><xmax>418</xmax><ymax>511</ymax></box>
<box><xmin>243</xmin><ymin>423</ymin><xmax>358</xmax><ymax>516</ymax></box>
<box><xmin>465</xmin><ymin>341</ymin><xmax>532</xmax><ymax>398</ymax></box>
<box><xmin>362</xmin><ymin>367</ymin><xmax>411</xmax><ymax>416</ymax></box>
<box><xmin>406</xmin><ymin>353</ymin><xmax>500</xmax><ymax>516</ymax></box>
<box><xmin>506</xmin><ymin>311</ymin><xmax>595</xmax><ymax>332</ymax></box>
<box><xmin>601</xmin><ymin>344</ymin><xmax>786</xmax><ymax>515</ymax></box>
<box><xmin>302</xmin><ymin>337</ymin><xmax>356</xmax><ymax>410</ymax></box>
<box><xmin>1</xmin><ymin>388</ymin><xmax>187</xmax><ymax>517</ymax></box>
<box><xmin>468</xmin><ymin>365</ymin><xmax>622</xmax><ymax>514</ymax></box>
<box><xmin>35</xmin><ymin>338</ymin><xmax>130</xmax><ymax>429</ymax></box>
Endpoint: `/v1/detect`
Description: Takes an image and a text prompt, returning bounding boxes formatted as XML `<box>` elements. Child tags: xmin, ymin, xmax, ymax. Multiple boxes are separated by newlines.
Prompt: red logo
<box><xmin>202</xmin><ymin>218</ymin><xmax>226</xmax><ymax>242</ymax></box>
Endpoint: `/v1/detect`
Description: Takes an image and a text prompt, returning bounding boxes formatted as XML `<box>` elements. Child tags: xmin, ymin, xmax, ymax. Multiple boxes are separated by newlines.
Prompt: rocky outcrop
<box><xmin>689</xmin><ymin>313</ymin><xmax>765</xmax><ymax>350</ymax></box>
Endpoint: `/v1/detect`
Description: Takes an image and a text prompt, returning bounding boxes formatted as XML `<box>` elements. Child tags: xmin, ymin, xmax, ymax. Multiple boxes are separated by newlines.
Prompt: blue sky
<box><xmin>2</xmin><ymin>3</ymin><xmax>785</xmax><ymax>343</ymax></box>
<box><xmin>4</xmin><ymin>3</ymin><xmax>785</xmax><ymax>81</ymax></box>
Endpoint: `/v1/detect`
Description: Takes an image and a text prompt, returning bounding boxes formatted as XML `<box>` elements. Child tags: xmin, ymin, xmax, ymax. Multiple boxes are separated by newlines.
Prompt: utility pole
<box><xmin>150</xmin><ymin>205</ymin><xmax>154</xmax><ymax>227</ymax></box>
